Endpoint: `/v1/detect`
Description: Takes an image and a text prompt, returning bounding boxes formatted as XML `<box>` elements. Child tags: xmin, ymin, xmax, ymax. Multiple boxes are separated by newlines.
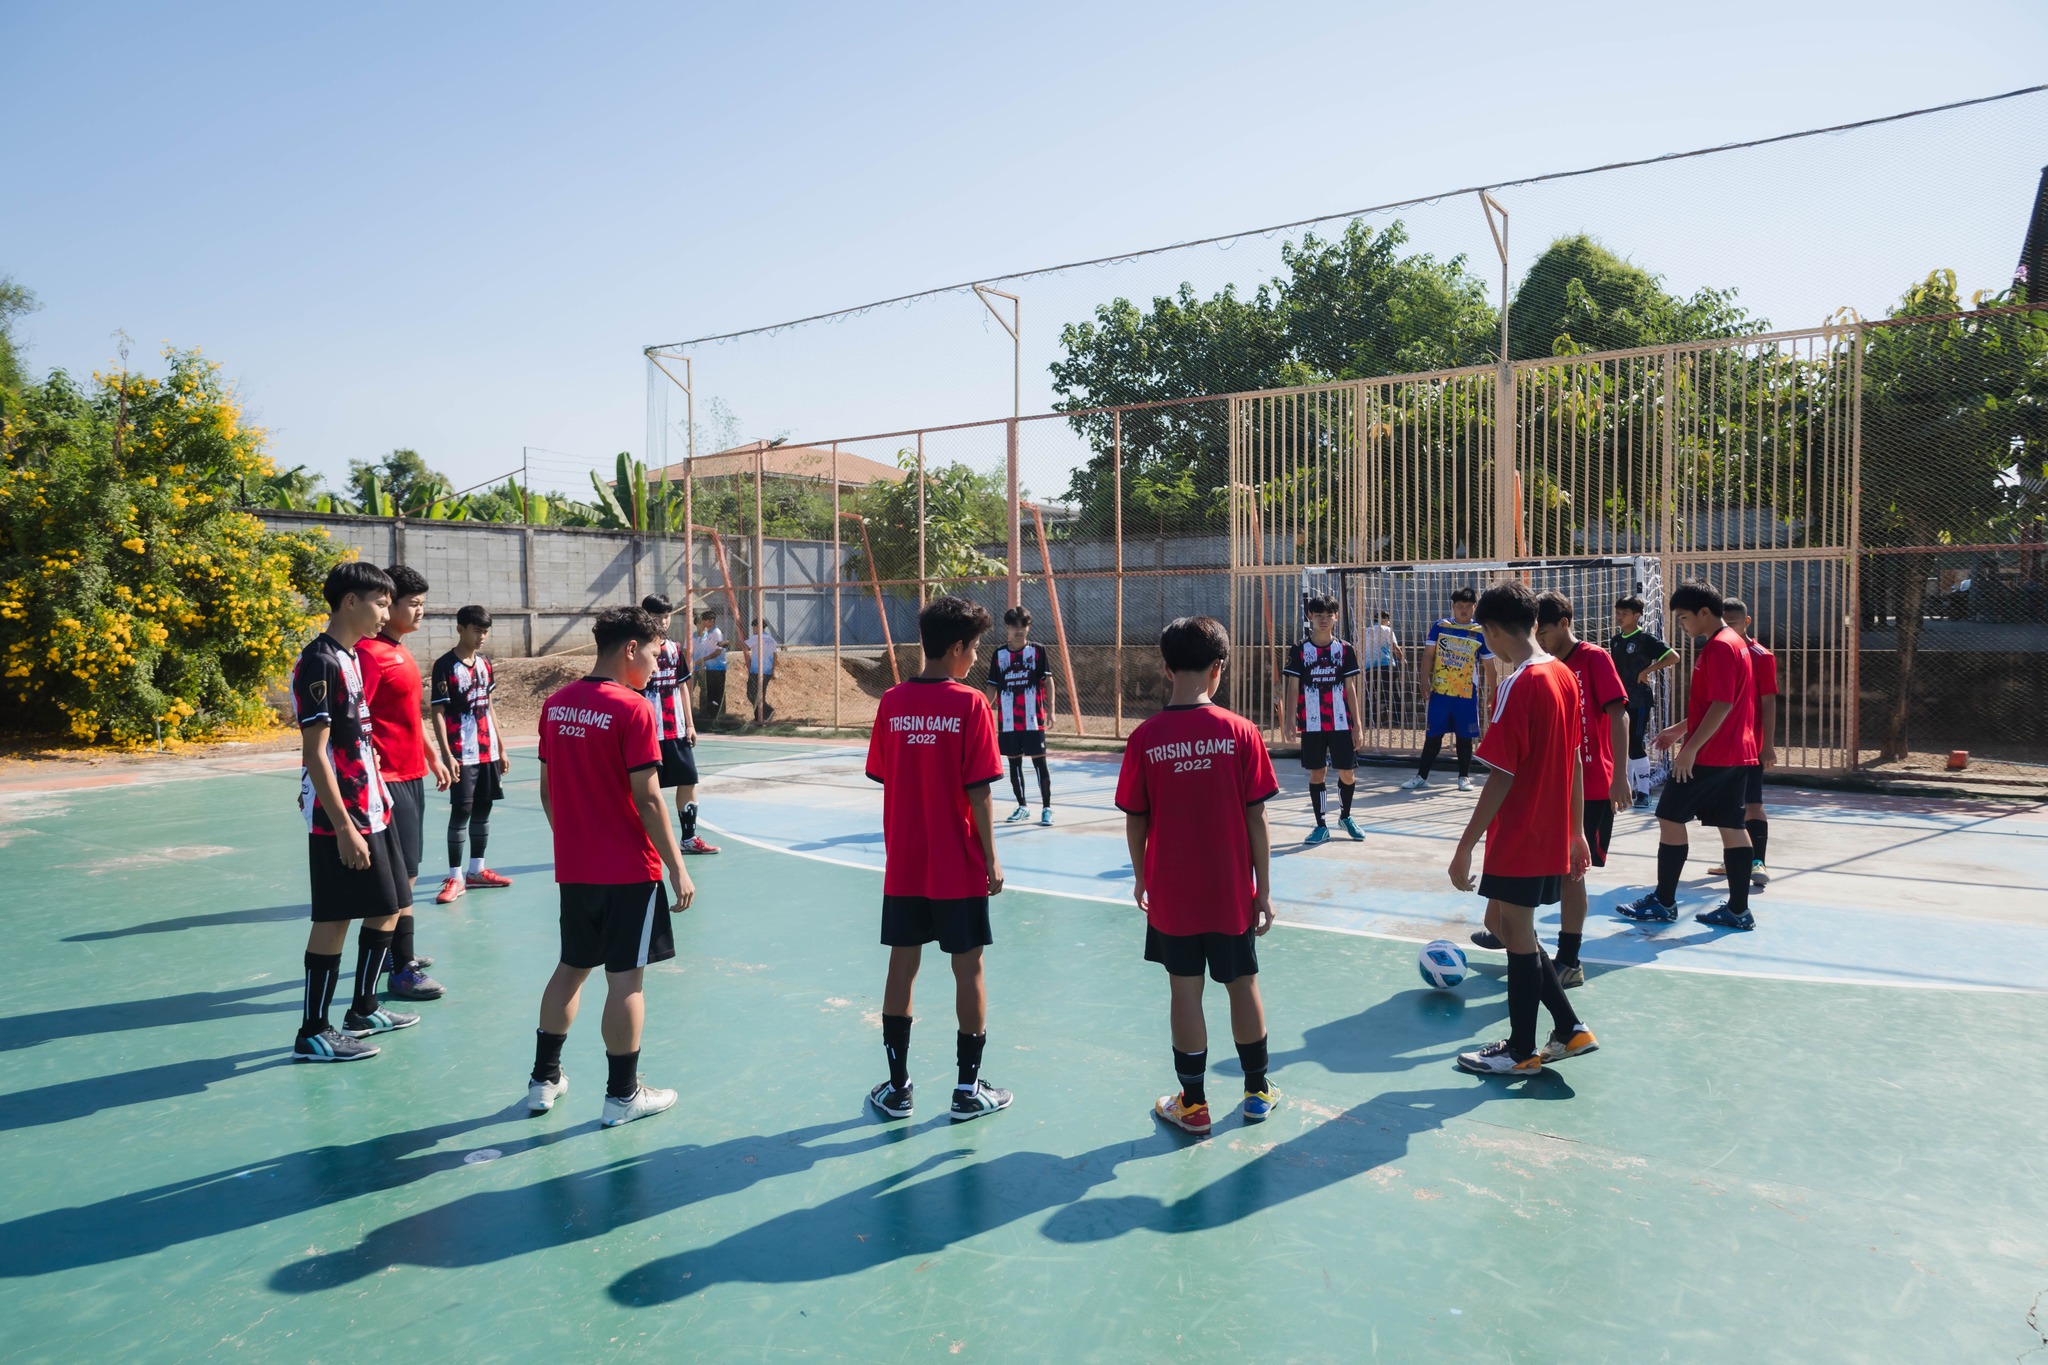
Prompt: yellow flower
<box><xmin>122</xmin><ymin>538</ymin><xmax>146</xmax><ymax>554</ymax></box>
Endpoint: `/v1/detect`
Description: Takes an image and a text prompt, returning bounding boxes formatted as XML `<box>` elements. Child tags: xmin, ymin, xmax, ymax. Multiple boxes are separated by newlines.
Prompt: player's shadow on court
<box><xmin>1258</xmin><ymin>972</ymin><xmax>1510</xmax><ymax>1080</ymax></box>
<box><xmin>0</xmin><ymin>980</ymin><xmax>302</xmax><ymax>1052</ymax></box>
<box><xmin>64</xmin><ymin>903</ymin><xmax>309</xmax><ymax>942</ymax></box>
<box><xmin>270</xmin><ymin>1117</ymin><xmax>893</xmax><ymax>1291</ymax></box>
<box><xmin>0</xmin><ymin>1107</ymin><xmax>586</xmax><ymax>1276</ymax></box>
<box><xmin>1039</xmin><ymin>1073</ymin><xmax>1575</xmax><ymax>1244</ymax></box>
<box><xmin>0</xmin><ymin>1049</ymin><xmax>287</xmax><ymax>1132</ymax></box>
<box><xmin>606</xmin><ymin>1128</ymin><xmax>1186</xmax><ymax>1307</ymax></box>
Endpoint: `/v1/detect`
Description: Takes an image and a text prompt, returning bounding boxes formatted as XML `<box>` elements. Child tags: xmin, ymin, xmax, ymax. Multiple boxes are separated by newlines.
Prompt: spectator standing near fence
<box><xmin>691</xmin><ymin>608</ymin><xmax>727</xmax><ymax>727</ymax></box>
<box><xmin>744</xmin><ymin>618</ymin><xmax>778</xmax><ymax>723</ymax></box>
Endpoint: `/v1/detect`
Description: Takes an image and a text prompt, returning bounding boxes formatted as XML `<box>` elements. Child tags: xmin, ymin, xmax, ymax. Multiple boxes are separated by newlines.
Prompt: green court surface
<box><xmin>2</xmin><ymin>737</ymin><xmax>2046</xmax><ymax>1362</ymax></box>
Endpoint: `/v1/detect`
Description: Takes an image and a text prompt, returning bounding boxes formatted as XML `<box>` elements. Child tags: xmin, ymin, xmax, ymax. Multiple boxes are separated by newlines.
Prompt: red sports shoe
<box><xmin>434</xmin><ymin>876</ymin><xmax>464</xmax><ymax>905</ymax></box>
<box><xmin>680</xmin><ymin>836</ymin><xmax>721</xmax><ymax>855</ymax></box>
<box><xmin>467</xmin><ymin>868</ymin><xmax>513</xmax><ymax>889</ymax></box>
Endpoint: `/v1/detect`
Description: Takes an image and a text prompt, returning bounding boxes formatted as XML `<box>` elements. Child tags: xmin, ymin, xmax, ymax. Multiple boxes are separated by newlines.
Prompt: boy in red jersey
<box><xmin>864</xmin><ymin>595</ymin><xmax>1010</xmax><ymax>1124</ymax></box>
<box><xmin>1448</xmin><ymin>582</ymin><xmax>1598</xmax><ymax>1076</ymax></box>
<box><xmin>288</xmin><ymin>561</ymin><xmax>420</xmax><ymax>1062</ymax></box>
<box><xmin>1616</xmin><ymin>581</ymin><xmax>1760</xmax><ymax>931</ymax></box>
<box><xmin>527</xmin><ymin>605</ymin><xmax>694</xmax><ymax>1128</ymax></box>
<box><xmin>986</xmin><ymin>605</ymin><xmax>1055</xmax><ymax>826</ymax></box>
<box><xmin>356</xmin><ymin>564</ymin><xmax>452</xmax><ymax>1002</ymax></box>
<box><xmin>429</xmin><ymin>606</ymin><xmax>512</xmax><ymax>903</ymax></box>
<box><xmin>1279</xmin><ymin>593</ymin><xmax>1364</xmax><ymax>845</ymax></box>
<box><xmin>1708</xmin><ymin>598</ymin><xmax>1778</xmax><ymax>895</ymax></box>
<box><xmin>640</xmin><ymin>594</ymin><xmax>719</xmax><ymax>855</ymax></box>
<box><xmin>1117</xmin><ymin>615</ymin><xmax>1281</xmax><ymax>1135</ymax></box>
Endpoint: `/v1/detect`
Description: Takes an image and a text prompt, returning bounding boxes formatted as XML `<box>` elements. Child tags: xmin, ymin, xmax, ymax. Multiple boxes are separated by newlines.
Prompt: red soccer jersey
<box><xmin>538</xmin><ymin>676</ymin><xmax>663</xmax><ymax>884</ymax></box>
<box><xmin>1474</xmin><ymin>653</ymin><xmax>1582</xmax><ymax>877</ymax></box>
<box><xmin>865</xmin><ymin>677</ymin><xmax>1003</xmax><ymax>899</ymax></box>
<box><xmin>1746</xmin><ymin>639</ymin><xmax>1779</xmax><ymax>734</ymax></box>
<box><xmin>1283</xmin><ymin>638</ymin><xmax>1361</xmax><ymax>732</ymax></box>
<box><xmin>357</xmin><ymin>632</ymin><xmax>429</xmax><ymax>782</ymax></box>
<box><xmin>1114</xmin><ymin>703</ymin><xmax>1280</xmax><ymax>936</ymax></box>
<box><xmin>1559</xmin><ymin>640</ymin><xmax>1627</xmax><ymax>797</ymax></box>
<box><xmin>1688</xmin><ymin>627</ymin><xmax>1758</xmax><ymax>767</ymax></box>
<box><xmin>642</xmin><ymin>638</ymin><xmax>693</xmax><ymax>741</ymax></box>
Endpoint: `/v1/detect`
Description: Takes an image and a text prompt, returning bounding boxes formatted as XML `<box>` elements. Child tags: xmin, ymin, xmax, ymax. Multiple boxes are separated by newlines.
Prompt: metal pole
<box><xmin>832</xmin><ymin>442</ymin><xmax>841</xmax><ymax>731</ymax></box>
<box><xmin>1481</xmin><ymin>192</ymin><xmax>1515</xmax><ymax>563</ymax></box>
<box><xmin>1113</xmin><ymin>410</ymin><xmax>1123</xmax><ymax>740</ymax></box>
<box><xmin>754</xmin><ymin>442</ymin><xmax>766</xmax><ymax>724</ymax></box>
<box><xmin>522</xmin><ymin>446</ymin><xmax>530</xmax><ymax>524</ymax></box>
<box><xmin>916</xmin><ymin>431</ymin><xmax>926</xmax><ymax>600</ymax></box>
<box><xmin>974</xmin><ymin>285</ymin><xmax>1023</xmax><ymax>607</ymax></box>
<box><xmin>683</xmin><ymin>355</ymin><xmax>695</xmax><ymax>613</ymax></box>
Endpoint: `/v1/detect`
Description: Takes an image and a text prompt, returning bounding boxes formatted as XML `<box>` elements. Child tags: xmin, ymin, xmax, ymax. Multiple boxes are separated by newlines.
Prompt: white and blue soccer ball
<box><xmin>1417</xmin><ymin>939</ymin><xmax>1468</xmax><ymax>990</ymax></box>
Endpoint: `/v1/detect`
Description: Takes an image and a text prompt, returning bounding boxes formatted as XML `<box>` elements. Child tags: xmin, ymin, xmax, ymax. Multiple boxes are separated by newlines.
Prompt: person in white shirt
<box><xmin>743</xmin><ymin>618</ymin><xmax>779</xmax><ymax>723</ymax></box>
<box><xmin>1358</xmin><ymin>611</ymin><xmax>1402</xmax><ymax>748</ymax></box>
<box><xmin>690</xmin><ymin>608</ymin><xmax>727</xmax><ymax>727</ymax></box>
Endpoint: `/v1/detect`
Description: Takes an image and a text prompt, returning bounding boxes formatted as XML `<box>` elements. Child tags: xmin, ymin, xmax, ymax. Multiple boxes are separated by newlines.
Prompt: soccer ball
<box><xmin>1417</xmin><ymin>940</ymin><xmax>1468</xmax><ymax>990</ymax></box>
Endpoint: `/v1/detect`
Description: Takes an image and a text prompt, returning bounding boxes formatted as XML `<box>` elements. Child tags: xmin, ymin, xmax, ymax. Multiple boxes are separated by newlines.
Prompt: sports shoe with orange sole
<box><xmin>1153</xmin><ymin>1092</ymin><xmax>1212</xmax><ymax>1136</ymax></box>
<box><xmin>1456</xmin><ymin>1040</ymin><xmax>1544</xmax><ymax>1076</ymax></box>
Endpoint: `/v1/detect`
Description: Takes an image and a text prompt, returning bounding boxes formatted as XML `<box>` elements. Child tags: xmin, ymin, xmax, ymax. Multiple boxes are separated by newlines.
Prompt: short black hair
<box><xmin>1305</xmin><ymin>593</ymin><xmax>1338</xmax><ymax>615</ymax></box>
<box><xmin>1474</xmin><ymin>582</ymin><xmax>1537</xmax><ymax>635</ymax></box>
<box><xmin>1722</xmin><ymin>596</ymin><xmax>1750</xmax><ymax>618</ymax></box>
<box><xmin>1614</xmin><ymin>594</ymin><xmax>1646</xmax><ymax>614</ymax></box>
<box><xmin>919</xmin><ymin>595</ymin><xmax>993</xmax><ymax>659</ymax></box>
<box><xmin>641</xmin><ymin>594</ymin><xmax>673</xmax><ymax>616</ymax></box>
<box><xmin>1378</xmin><ymin>612</ymin><xmax>1391</xmax><ymax>622</ymax></box>
<box><xmin>1003</xmin><ymin>605</ymin><xmax>1032</xmax><ymax>628</ymax></box>
<box><xmin>1536</xmin><ymin>589</ymin><xmax>1573</xmax><ymax>626</ymax></box>
<box><xmin>593</xmin><ymin>605</ymin><xmax>658</xmax><ymax>653</ymax></box>
<box><xmin>1450</xmin><ymin>586</ymin><xmax>1477</xmax><ymax>605</ymax></box>
<box><xmin>698</xmin><ymin>607</ymin><xmax>717</xmax><ymax>621</ymax></box>
<box><xmin>386</xmin><ymin>564</ymin><xmax>429</xmax><ymax>599</ymax></box>
<box><xmin>1669</xmin><ymin>580</ymin><xmax>1725</xmax><ymax>616</ymax></box>
<box><xmin>322</xmin><ymin>560</ymin><xmax>395</xmax><ymax>610</ymax></box>
<box><xmin>1161</xmin><ymin>615</ymin><xmax>1230</xmax><ymax>673</ymax></box>
<box><xmin>456</xmin><ymin>604</ymin><xmax>493</xmax><ymax>630</ymax></box>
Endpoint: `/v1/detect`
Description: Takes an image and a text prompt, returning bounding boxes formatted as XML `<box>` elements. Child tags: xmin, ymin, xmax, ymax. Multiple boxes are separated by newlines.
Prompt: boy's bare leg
<box><xmin>884</xmin><ymin>944</ymin><xmax>921</xmax><ymax>1016</ymax></box>
<box><xmin>1167</xmin><ymin>972</ymin><xmax>1207</xmax><ymax>1053</ymax></box>
<box><xmin>538</xmin><ymin>963</ymin><xmax>590</xmax><ymax>1034</ymax></box>
<box><xmin>1224</xmin><ymin>974</ymin><xmax>1265</xmax><ymax>1046</ymax></box>
<box><xmin>949</xmin><ymin>947</ymin><xmax>985</xmax><ymax>1034</ymax></box>
<box><xmin>600</xmin><ymin>968</ymin><xmax>645</xmax><ymax>1054</ymax></box>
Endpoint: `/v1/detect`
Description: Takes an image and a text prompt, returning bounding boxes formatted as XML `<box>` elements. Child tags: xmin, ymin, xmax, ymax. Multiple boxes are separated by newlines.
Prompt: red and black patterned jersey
<box><xmin>1282</xmin><ymin>638</ymin><xmax>1361</xmax><ymax>732</ymax></box>
<box><xmin>986</xmin><ymin>644</ymin><xmax>1050</xmax><ymax>733</ymax></box>
<box><xmin>431</xmin><ymin>650</ymin><xmax>501</xmax><ymax>766</ymax></box>
<box><xmin>291</xmin><ymin>632</ymin><xmax>391</xmax><ymax>836</ymax></box>
<box><xmin>641</xmin><ymin>637</ymin><xmax>692</xmax><ymax>741</ymax></box>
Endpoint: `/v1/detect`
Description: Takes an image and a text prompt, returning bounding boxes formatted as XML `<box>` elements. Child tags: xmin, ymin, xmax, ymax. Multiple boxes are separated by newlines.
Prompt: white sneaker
<box><xmin>601</xmin><ymin>1082</ymin><xmax>678</xmax><ymax>1127</ymax></box>
<box><xmin>527</xmin><ymin>1072</ymin><xmax>568</xmax><ymax>1113</ymax></box>
<box><xmin>1457</xmin><ymin>776</ymin><xmax>1475</xmax><ymax>792</ymax></box>
<box><xmin>1399</xmin><ymin>776</ymin><xmax>1429</xmax><ymax>791</ymax></box>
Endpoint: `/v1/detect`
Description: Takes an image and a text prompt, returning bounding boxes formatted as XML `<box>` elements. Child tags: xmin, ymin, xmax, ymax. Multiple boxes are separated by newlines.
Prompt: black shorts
<box><xmin>1655</xmin><ymin>763</ymin><xmax>1747</xmax><ymax>830</ymax></box>
<box><xmin>559</xmin><ymin>881</ymin><xmax>675</xmax><ymax>973</ymax></box>
<box><xmin>998</xmin><ymin>729</ymin><xmax>1047</xmax><ymax>758</ymax></box>
<box><xmin>880</xmin><ymin>895</ymin><xmax>992</xmax><ymax>955</ymax></box>
<box><xmin>1299</xmin><ymin>730</ymin><xmax>1357</xmax><ymax>772</ymax></box>
<box><xmin>386</xmin><ymin>776</ymin><xmax>424</xmax><ymax>879</ymax></box>
<box><xmin>1742</xmin><ymin>763</ymin><xmax>1764</xmax><ymax>806</ymax></box>
<box><xmin>308</xmin><ymin>827</ymin><xmax>414</xmax><ymax>923</ymax></box>
<box><xmin>451</xmin><ymin>762</ymin><xmax>504</xmax><ymax>808</ymax></box>
<box><xmin>657</xmin><ymin>736</ymin><xmax>699</xmax><ymax>788</ymax></box>
<box><xmin>1582</xmin><ymin>796</ymin><xmax>1614</xmax><ymax>868</ymax></box>
<box><xmin>1478</xmin><ymin>872</ymin><xmax>1563</xmax><ymax>909</ymax></box>
<box><xmin>1144</xmin><ymin>925</ymin><xmax>1259</xmax><ymax>983</ymax></box>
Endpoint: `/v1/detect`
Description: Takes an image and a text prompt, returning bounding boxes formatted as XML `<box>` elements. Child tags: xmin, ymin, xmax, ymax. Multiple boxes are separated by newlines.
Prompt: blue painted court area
<box><xmin>1</xmin><ymin>735</ymin><xmax>2046</xmax><ymax>1362</ymax></box>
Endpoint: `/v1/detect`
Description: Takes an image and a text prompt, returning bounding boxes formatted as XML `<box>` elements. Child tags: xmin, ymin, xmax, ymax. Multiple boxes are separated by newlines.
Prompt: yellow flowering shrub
<box><xmin>0</xmin><ymin>348</ymin><xmax>346</xmax><ymax>744</ymax></box>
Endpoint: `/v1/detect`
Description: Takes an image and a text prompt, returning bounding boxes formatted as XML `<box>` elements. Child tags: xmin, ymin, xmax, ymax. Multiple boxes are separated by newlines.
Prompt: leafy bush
<box><xmin>1</xmin><ymin>348</ymin><xmax>347</xmax><ymax>743</ymax></box>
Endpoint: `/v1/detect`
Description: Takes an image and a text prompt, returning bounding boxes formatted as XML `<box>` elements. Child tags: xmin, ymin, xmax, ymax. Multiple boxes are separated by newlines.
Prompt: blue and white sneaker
<box><xmin>343</xmin><ymin>1006</ymin><xmax>421</xmax><ymax>1037</ymax></box>
<box><xmin>1006</xmin><ymin>805</ymin><xmax>1032</xmax><ymax>824</ymax></box>
<box><xmin>1040</xmin><ymin>807</ymin><xmax>1054</xmax><ymax>826</ymax></box>
<box><xmin>1696</xmin><ymin>903</ymin><xmax>1756</xmax><ymax>931</ymax></box>
<box><xmin>1340</xmin><ymin>816</ymin><xmax>1364</xmax><ymax>841</ymax></box>
<box><xmin>294</xmin><ymin>1027</ymin><xmax>379</xmax><ymax>1062</ymax></box>
<box><xmin>527</xmin><ymin>1071</ymin><xmax>568</xmax><ymax>1113</ymax></box>
<box><xmin>1305</xmin><ymin>824</ymin><xmax>1332</xmax><ymax>846</ymax></box>
<box><xmin>1241</xmin><ymin>1086</ymin><xmax>1280</xmax><ymax>1121</ymax></box>
<box><xmin>1616</xmin><ymin>892</ymin><xmax>1678</xmax><ymax>923</ymax></box>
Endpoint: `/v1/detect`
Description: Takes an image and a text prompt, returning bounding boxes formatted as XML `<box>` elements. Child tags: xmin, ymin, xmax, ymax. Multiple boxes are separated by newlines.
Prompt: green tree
<box><xmin>1279</xmin><ymin>221</ymin><xmax>1499</xmax><ymax>377</ymax></box>
<box><xmin>1508</xmin><ymin>235</ymin><xmax>1764</xmax><ymax>360</ymax></box>
<box><xmin>348</xmin><ymin>448</ymin><xmax>445</xmax><ymax>513</ymax></box>
<box><xmin>0</xmin><ymin>277</ymin><xmax>37</xmax><ymax>404</ymax></box>
<box><xmin>842</xmin><ymin>453</ymin><xmax>1007</xmax><ymax>595</ymax></box>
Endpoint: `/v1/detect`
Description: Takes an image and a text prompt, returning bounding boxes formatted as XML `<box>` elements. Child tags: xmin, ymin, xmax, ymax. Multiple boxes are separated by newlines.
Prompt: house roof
<box><xmin>649</xmin><ymin>443</ymin><xmax>907</xmax><ymax>487</ymax></box>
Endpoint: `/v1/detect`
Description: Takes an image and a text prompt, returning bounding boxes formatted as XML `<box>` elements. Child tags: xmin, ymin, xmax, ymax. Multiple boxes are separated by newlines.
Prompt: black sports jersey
<box><xmin>987</xmin><ymin>644</ymin><xmax>1050</xmax><ymax>733</ymax></box>
<box><xmin>1281</xmin><ymin>638</ymin><xmax>1361</xmax><ymax>731</ymax></box>
<box><xmin>291</xmin><ymin>632</ymin><xmax>390</xmax><ymax>835</ymax></box>
<box><xmin>431</xmin><ymin>651</ymin><xmax>500</xmax><ymax>764</ymax></box>
<box><xmin>1608</xmin><ymin>629</ymin><xmax>1674</xmax><ymax>698</ymax></box>
<box><xmin>641</xmin><ymin>638</ymin><xmax>693</xmax><ymax>741</ymax></box>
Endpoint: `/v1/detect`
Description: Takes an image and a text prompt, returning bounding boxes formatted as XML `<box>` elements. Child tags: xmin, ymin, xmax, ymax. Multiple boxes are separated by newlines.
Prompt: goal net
<box><xmin>1296</xmin><ymin>556</ymin><xmax>1669</xmax><ymax>784</ymax></box>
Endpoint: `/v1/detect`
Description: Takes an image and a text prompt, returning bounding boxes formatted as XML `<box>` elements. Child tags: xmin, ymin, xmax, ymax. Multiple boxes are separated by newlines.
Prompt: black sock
<box><xmin>606</xmin><ymin>1050</ymin><xmax>640</xmax><ymax>1099</ymax></box>
<box><xmin>1173</xmin><ymin>1047</ymin><xmax>1208</xmax><ymax>1107</ymax></box>
<box><xmin>956</xmin><ymin>1031</ymin><xmax>986</xmax><ymax>1089</ymax></box>
<box><xmin>1339</xmin><ymin>781</ymin><xmax>1355</xmax><ymax>817</ymax></box>
<box><xmin>1537</xmin><ymin>952</ymin><xmax>1581</xmax><ymax>1036</ymax></box>
<box><xmin>1008</xmin><ymin>756</ymin><xmax>1027</xmax><ymax>807</ymax></box>
<box><xmin>1236</xmin><ymin>1035</ymin><xmax>1269</xmax><ymax>1095</ymax></box>
<box><xmin>882</xmin><ymin>1013</ymin><xmax>912</xmax><ymax>1090</ymax></box>
<box><xmin>1034</xmin><ymin>756</ymin><xmax>1052</xmax><ymax>808</ymax></box>
<box><xmin>301</xmin><ymin>951</ymin><xmax>341</xmax><ymax>1037</ymax></box>
<box><xmin>1506</xmin><ymin>952</ymin><xmax>1542</xmax><ymax>1060</ymax></box>
<box><xmin>392</xmin><ymin>915</ymin><xmax>415</xmax><ymax>973</ymax></box>
<box><xmin>680</xmin><ymin>801</ymin><xmax>698</xmax><ymax>841</ymax></box>
<box><xmin>1655</xmin><ymin>843</ymin><xmax>1688</xmax><ymax>904</ymax></box>
<box><xmin>352</xmin><ymin>927</ymin><xmax>392</xmax><ymax>1016</ymax></box>
<box><xmin>1455</xmin><ymin>736</ymin><xmax>1473</xmax><ymax>778</ymax></box>
<box><xmin>1747</xmin><ymin>818</ymin><xmax>1769</xmax><ymax>867</ymax></box>
<box><xmin>1309</xmin><ymin>782</ymin><xmax>1326</xmax><ymax>824</ymax></box>
<box><xmin>1555</xmin><ymin>931</ymin><xmax>1583</xmax><ymax>970</ymax></box>
<box><xmin>1417</xmin><ymin>735</ymin><xmax>1443</xmax><ymax>779</ymax></box>
<box><xmin>1724</xmin><ymin>847</ymin><xmax>1755</xmax><ymax>914</ymax></box>
<box><xmin>532</xmin><ymin>1029</ymin><xmax>567</xmax><ymax>1083</ymax></box>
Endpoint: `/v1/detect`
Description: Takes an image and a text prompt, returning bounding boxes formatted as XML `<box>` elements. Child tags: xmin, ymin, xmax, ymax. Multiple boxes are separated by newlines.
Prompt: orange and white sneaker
<box><xmin>1538</xmin><ymin>1026</ymin><xmax>1600</xmax><ymax>1063</ymax></box>
<box><xmin>1153</xmin><ymin>1091</ymin><xmax>1212</xmax><ymax>1136</ymax></box>
<box><xmin>434</xmin><ymin>875</ymin><xmax>464</xmax><ymax>905</ymax></box>
<box><xmin>466</xmin><ymin>867</ymin><xmax>512</xmax><ymax>889</ymax></box>
<box><xmin>680</xmin><ymin>836</ymin><xmax>721</xmax><ymax>855</ymax></box>
<box><xmin>1455</xmin><ymin>1040</ymin><xmax>1545</xmax><ymax>1076</ymax></box>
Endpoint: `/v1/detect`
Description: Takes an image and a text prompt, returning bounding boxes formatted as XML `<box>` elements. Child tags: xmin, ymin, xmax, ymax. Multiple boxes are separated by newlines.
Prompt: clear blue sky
<box><xmin>4</xmin><ymin>1</ymin><xmax>2045</xmax><ymax>498</ymax></box>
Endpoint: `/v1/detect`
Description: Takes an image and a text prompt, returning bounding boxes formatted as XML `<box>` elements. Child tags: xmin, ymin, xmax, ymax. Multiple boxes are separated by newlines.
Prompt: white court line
<box><xmin>697</xmin><ymin>821</ymin><xmax>2033</xmax><ymax>995</ymax></box>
